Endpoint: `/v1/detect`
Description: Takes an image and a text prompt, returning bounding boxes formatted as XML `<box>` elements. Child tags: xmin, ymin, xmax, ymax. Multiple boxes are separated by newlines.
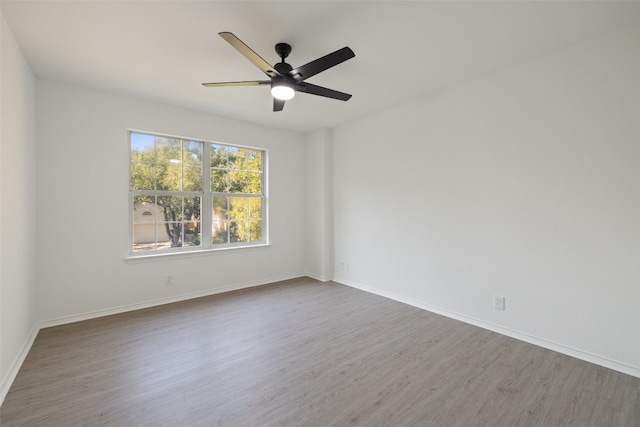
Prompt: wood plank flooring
<box><xmin>1</xmin><ymin>277</ymin><xmax>638</xmax><ymax>426</ymax></box>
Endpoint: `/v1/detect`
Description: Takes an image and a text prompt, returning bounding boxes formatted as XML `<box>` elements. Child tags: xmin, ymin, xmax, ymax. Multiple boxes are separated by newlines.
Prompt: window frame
<box><xmin>127</xmin><ymin>130</ymin><xmax>269</xmax><ymax>259</ymax></box>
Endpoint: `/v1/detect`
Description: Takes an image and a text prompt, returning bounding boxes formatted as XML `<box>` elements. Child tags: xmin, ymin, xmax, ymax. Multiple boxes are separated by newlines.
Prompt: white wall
<box><xmin>0</xmin><ymin>13</ymin><xmax>38</xmax><ymax>401</ymax></box>
<box><xmin>36</xmin><ymin>79</ymin><xmax>307</xmax><ymax>324</ymax></box>
<box><xmin>305</xmin><ymin>129</ymin><xmax>333</xmax><ymax>281</ymax></box>
<box><xmin>332</xmin><ymin>23</ymin><xmax>640</xmax><ymax>376</ymax></box>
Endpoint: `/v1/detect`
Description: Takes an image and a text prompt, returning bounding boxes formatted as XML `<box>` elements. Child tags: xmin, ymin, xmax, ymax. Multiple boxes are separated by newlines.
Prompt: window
<box><xmin>129</xmin><ymin>131</ymin><xmax>266</xmax><ymax>255</ymax></box>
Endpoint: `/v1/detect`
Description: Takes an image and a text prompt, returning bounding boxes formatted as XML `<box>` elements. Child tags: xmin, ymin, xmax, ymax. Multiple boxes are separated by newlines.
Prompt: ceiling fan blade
<box><xmin>202</xmin><ymin>81</ymin><xmax>270</xmax><ymax>87</ymax></box>
<box><xmin>219</xmin><ymin>32</ymin><xmax>280</xmax><ymax>78</ymax></box>
<box><xmin>273</xmin><ymin>98</ymin><xmax>285</xmax><ymax>112</ymax></box>
<box><xmin>295</xmin><ymin>82</ymin><xmax>352</xmax><ymax>101</ymax></box>
<box><xmin>289</xmin><ymin>47</ymin><xmax>355</xmax><ymax>81</ymax></box>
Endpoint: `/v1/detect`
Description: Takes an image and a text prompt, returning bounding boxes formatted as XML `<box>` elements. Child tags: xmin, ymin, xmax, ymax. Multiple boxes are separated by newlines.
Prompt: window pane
<box><xmin>246</xmin><ymin>172</ymin><xmax>262</xmax><ymax>194</ymax></box>
<box><xmin>212</xmin><ymin>195</ymin><xmax>228</xmax><ymax>244</ymax></box>
<box><xmin>184</xmin><ymin>196</ymin><xmax>201</xmax><ymax>222</ymax></box>
<box><xmin>184</xmin><ymin>220</ymin><xmax>201</xmax><ymax>247</ymax></box>
<box><xmin>248</xmin><ymin>198</ymin><xmax>262</xmax><ymax>219</ymax></box>
<box><xmin>228</xmin><ymin>170</ymin><xmax>246</xmax><ymax>193</ymax></box>
<box><xmin>212</xmin><ymin>197</ymin><xmax>228</xmax><ymax>220</ymax></box>
<box><xmin>228</xmin><ymin>146</ymin><xmax>242</xmax><ymax>170</ymax></box>
<box><xmin>247</xmin><ymin>150</ymin><xmax>262</xmax><ymax>172</ymax></box>
<box><xmin>131</xmin><ymin>133</ymin><xmax>155</xmax><ymax>163</ymax></box>
<box><xmin>229</xmin><ymin>197</ymin><xmax>248</xmax><ymax>220</ymax></box>
<box><xmin>211</xmin><ymin>144</ymin><xmax>228</xmax><ymax>168</ymax></box>
<box><xmin>157</xmin><ymin>196</ymin><xmax>182</xmax><ymax>221</ymax></box>
<box><xmin>133</xmin><ymin>226</ymin><xmax>158</xmax><ymax>252</ymax></box>
<box><xmin>249</xmin><ymin>220</ymin><xmax>262</xmax><ymax>241</ymax></box>
<box><xmin>132</xmin><ymin>195</ymin><xmax>162</xmax><ymax>252</ymax></box>
<box><xmin>163</xmin><ymin>222</ymin><xmax>183</xmax><ymax>248</ymax></box>
<box><xmin>131</xmin><ymin>162</ymin><xmax>155</xmax><ymax>190</ymax></box>
<box><xmin>212</xmin><ymin>221</ymin><xmax>229</xmax><ymax>244</ymax></box>
<box><xmin>211</xmin><ymin>169</ymin><xmax>228</xmax><ymax>193</ymax></box>
<box><xmin>156</xmin><ymin>138</ymin><xmax>182</xmax><ymax>164</ymax></box>
<box><xmin>183</xmin><ymin>141</ymin><xmax>202</xmax><ymax>166</ymax></box>
<box><xmin>156</xmin><ymin>164</ymin><xmax>182</xmax><ymax>191</ymax></box>
<box><xmin>229</xmin><ymin>221</ymin><xmax>247</xmax><ymax>243</ymax></box>
<box><xmin>133</xmin><ymin>196</ymin><xmax>158</xmax><ymax>223</ymax></box>
<box><xmin>184</xmin><ymin>166</ymin><xmax>203</xmax><ymax>192</ymax></box>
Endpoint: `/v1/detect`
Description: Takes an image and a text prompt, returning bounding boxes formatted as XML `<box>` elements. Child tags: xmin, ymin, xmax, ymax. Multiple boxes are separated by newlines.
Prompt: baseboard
<box><xmin>334</xmin><ymin>277</ymin><xmax>640</xmax><ymax>379</ymax></box>
<box><xmin>0</xmin><ymin>325</ymin><xmax>39</xmax><ymax>406</ymax></box>
<box><xmin>39</xmin><ymin>273</ymin><xmax>306</xmax><ymax>329</ymax></box>
<box><xmin>305</xmin><ymin>272</ymin><xmax>332</xmax><ymax>282</ymax></box>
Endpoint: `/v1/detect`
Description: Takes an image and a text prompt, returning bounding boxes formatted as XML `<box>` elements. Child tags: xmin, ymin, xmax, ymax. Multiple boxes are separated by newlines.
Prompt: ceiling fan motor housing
<box><xmin>274</xmin><ymin>62</ymin><xmax>293</xmax><ymax>74</ymax></box>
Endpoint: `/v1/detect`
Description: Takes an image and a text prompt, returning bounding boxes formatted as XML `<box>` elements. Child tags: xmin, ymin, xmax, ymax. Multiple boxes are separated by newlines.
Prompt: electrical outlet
<box><xmin>164</xmin><ymin>275</ymin><xmax>174</xmax><ymax>286</ymax></box>
<box><xmin>338</xmin><ymin>261</ymin><xmax>350</xmax><ymax>271</ymax></box>
<box><xmin>493</xmin><ymin>295</ymin><xmax>505</xmax><ymax>310</ymax></box>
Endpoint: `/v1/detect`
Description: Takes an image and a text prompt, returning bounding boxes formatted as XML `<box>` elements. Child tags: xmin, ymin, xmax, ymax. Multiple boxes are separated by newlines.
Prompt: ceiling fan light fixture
<box><xmin>271</xmin><ymin>81</ymin><xmax>295</xmax><ymax>101</ymax></box>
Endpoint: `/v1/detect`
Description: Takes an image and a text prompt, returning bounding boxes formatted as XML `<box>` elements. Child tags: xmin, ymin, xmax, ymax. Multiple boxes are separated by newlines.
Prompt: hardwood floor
<box><xmin>1</xmin><ymin>277</ymin><xmax>638</xmax><ymax>426</ymax></box>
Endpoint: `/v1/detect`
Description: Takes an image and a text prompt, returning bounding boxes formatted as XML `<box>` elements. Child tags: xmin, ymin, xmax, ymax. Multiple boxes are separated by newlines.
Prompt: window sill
<box><xmin>124</xmin><ymin>243</ymin><xmax>271</xmax><ymax>263</ymax></box>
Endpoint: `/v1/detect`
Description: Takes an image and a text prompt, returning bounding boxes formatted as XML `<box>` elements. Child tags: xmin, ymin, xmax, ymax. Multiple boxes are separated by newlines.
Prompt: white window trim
<box><xmin>126</xmin><ymin>129</ymin><xmax>269</xmax><ymax>260</ymax></box>
<box><xmin>124</xmin><ymin>242</ymin><xmax>272</xmax><ymax>263</ymax></box>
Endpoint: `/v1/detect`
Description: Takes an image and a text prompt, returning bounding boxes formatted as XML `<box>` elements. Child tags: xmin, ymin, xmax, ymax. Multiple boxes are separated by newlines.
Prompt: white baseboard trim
<box><xmin>305</xmin><ymin>272</ymin><xmax>332</xmax><ymax>282</ymax></box>
<box><xmin>334</xmin><ymin>277</ymin><xmax>640</xmax><ymax>379</ymax></box>
<box><xmin>0</xmin><ymin>325</ymin><xmax>39</xmax><ymax>406</ymax></box>
<box><xmin>39</xmin><ymin>273</ymin><xmax>306</xmax><ymax>329</ymax></box>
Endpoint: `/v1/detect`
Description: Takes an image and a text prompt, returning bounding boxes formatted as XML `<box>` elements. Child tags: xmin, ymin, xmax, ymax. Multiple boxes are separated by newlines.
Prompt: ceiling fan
<box><xmin>202</xmin><ymin>32</ymin><xmax>355</xmax><ymax>112</ymax></box>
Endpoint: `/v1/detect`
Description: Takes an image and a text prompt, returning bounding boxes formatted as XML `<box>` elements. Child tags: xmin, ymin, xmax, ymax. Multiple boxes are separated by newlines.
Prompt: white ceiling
<box><xmin>3</xmin><ymin>1</ymin><xmax>640</xmax><ymax>133</ymax></box>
